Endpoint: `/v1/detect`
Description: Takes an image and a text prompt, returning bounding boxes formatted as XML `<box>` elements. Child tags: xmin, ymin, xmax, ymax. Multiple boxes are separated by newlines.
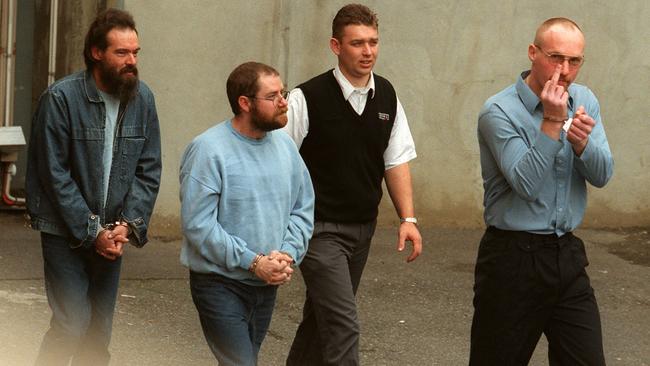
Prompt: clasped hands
<box><xmin>252</xmin><ymin>250</ymin><xmax>294</xmax><ymax>286</ymax></box>
<box><xmin>540</xmin><ymin>65</ymin><xmax>595</xmax><ymax>156</ymax></box>
<box><xmin>95</xmin><ymin>224</ymin><xmax>129</xmax><ymax>260</ymax></box>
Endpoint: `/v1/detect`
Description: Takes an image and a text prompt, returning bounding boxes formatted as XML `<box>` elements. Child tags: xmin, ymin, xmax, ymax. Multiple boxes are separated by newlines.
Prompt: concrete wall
<box><xmin>124</xmin><ymin>0</ymin><xmax>650</xmax><ymax>236</ymax></box>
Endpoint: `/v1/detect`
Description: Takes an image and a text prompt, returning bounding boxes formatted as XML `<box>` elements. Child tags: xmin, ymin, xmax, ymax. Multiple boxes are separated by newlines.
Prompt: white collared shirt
<box><xmin>283</xmin><ymin>66</ymin><xmax>417</xmax><ymax>169</ymax></box>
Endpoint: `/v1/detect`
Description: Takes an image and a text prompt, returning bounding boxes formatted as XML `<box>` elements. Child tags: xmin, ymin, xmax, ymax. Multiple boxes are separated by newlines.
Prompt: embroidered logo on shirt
<box><xmin>378</xmin><ymin>112</ymin><xmax>390</xmax><ymax>121</ymax></box>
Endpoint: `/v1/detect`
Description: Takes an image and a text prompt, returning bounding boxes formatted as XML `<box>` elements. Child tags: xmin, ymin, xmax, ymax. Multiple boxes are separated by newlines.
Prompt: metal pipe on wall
<box><xmin>0</xmin><ymin>0</ymin><xmax>25</xmax><ymax>206</ymax></box>
<box><xmin>2</xmin><ymin>162</ymin><xmax>24</xmax><ymax>205</ymax></box>
<box><xmin>0</xmin><ymin>1</ymin><xmax>5</xmax><ymax>127</ymax></box>
<box><xmin>47</xmin><ymin>0</ymin><xmax>57</xmax><ymax>85</ymax></box>
<box><xmin>1</xmin><ymin>0</ymin><xmax>58</xmax><ymax>207</ymax></box>
<box><xmin>2</xmin><ymin>0</ymin><xmax>16</xmax><ymax>127</ymax></box>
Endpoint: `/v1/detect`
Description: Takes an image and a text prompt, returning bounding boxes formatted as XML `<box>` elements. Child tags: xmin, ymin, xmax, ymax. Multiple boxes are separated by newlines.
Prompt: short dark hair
<box><xmin>332</xmin><ymin>4</ymin><xmax>378</xmax><ymax>40</ymax></box>
<box><xmin>83</xmin><ymin>8</ymin><xmax>137</xmax><ymax>70</ymax></box>
<box><xmin>226</xmin><ymin>62</ymin><xmax>280</xmax><ymax>115</ymax></box>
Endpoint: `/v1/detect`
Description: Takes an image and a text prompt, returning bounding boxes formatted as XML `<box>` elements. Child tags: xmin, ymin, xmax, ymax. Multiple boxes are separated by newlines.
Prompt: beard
<box><xmin>97</xmin><ymin>61</ymin><xmax>139</xmax><ymax>103</ymax></box>
<box><xmin>250</xmin><ymin>104</ymin><xmax>288</xmax><ymax>132</ymax></box>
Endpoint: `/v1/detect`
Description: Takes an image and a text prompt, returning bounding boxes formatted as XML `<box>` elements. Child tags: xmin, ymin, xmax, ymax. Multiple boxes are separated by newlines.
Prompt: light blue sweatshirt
<box><xmin>179</xmin><ymin>120</ymin><xmax>314</xmax><ymax>285</ymax></box>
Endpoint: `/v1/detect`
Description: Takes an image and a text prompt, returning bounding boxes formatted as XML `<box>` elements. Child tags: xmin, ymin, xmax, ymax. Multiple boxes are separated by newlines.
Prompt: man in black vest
<box><xmin>283</xmin><ymin>4</ymin><xmax>422</xmax><ymax>365</ymax></box>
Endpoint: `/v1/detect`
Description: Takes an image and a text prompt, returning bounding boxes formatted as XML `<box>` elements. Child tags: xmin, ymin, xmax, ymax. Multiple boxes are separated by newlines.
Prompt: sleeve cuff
<box><xmin>577</xmin><ymin>137</ymin><xmax>594</xmax><ymax>162</ymax></box>
<box><xmin>278</xmin><ymin>244</ymin><xmax>298</xmax><ymax>262</ymax></box>
<box><xmin>385</xmin><ymin>151</ymin><xmax>417</xmax><ymax>170</ymax></box>
<box><xmin>82</xmin><ymin>213</ymin><xmax>101</xmax><ymax>247</ymax></box>
<box><xmin>240</xmin><ymin>250</ymin><xmax>259</xmax><ymax>271</ymax></box>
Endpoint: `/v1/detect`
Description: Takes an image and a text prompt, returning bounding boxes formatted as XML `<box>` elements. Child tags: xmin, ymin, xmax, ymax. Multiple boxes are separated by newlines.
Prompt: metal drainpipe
<box><xmin>47</xmin><ymin>0</ymin><xmax>57</xmax><ymax>86</ymax></box>
<box><xmin>2</xmin><ymin>162</ymin><xmax>24</xmax><ymax>205</ymax></box>
<box><xmin>1</xmin><ymin>0</ymin><xmax>25</xmax><ymax>206</ymax></box>
<box><xmin>2</xmin><ymin>0</ymin><xmax>15</xmax><ymax>127</ymax></box>
<box><xmin>3</xmin><ymin>0</ymin><xmax>59</xmax><ymax>206</ymax></box>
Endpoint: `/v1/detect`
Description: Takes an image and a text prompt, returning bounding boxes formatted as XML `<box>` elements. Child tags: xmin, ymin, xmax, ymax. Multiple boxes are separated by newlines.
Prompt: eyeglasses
<box><xmin>248</xmin><ymin>90</ymin><xmax>289</xmax><ymax>106</ymax></box>
<box><xmin>534</xmin><ymin>44</ymin><xmax>584</xmax><ymax>68</ymax></box>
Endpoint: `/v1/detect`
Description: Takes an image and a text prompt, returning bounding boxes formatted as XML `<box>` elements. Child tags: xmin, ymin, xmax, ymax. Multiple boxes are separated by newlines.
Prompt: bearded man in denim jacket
<box><xmin>25</xmin><ymin>8</ymin><xmax>161</xmax><ymax>365</ymax></box>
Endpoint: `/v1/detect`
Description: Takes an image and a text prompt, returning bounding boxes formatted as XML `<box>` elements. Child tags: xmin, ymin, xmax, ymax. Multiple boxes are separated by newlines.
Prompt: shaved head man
<box><xmin>472</xmin><ymin>17</ymin><xmax>613</xmax><ymax>366</ymax></box>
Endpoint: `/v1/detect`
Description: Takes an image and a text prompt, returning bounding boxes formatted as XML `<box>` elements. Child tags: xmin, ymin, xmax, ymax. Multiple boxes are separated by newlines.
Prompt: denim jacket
<box><xmin>25</xmin><ymin>70</ymin><xmax>162</xmax><ymax>248</ymax></box>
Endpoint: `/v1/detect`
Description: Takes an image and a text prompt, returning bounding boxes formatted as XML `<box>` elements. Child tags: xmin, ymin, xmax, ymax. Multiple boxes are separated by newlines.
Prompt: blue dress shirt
<box><xmin>478</xmin><ymin>71</ymin><xmax>614</xmax><ymax>235</ymax></box>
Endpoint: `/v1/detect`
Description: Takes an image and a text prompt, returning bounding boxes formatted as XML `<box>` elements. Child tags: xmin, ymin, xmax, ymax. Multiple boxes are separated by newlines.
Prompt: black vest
<box><xmin>298</xmin><ymin>70</ymin><xmax>397</xmax><ymax>222</ymax></box>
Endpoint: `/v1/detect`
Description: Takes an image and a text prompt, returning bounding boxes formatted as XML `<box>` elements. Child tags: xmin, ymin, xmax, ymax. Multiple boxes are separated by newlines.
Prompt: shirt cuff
<box><xmin>240</xmin><ymin>250</ymin><xmax>259</xmax><ymax>271</ymax></box>
<box><xmin>278</xmin><ymin>244</ymin><xmax>298</xmax><ymax>263</ymax></box>
<box><xmin>90</xmin><ymin>214</ymin><xmax>102</xmax><ymax>239</ymax></box>
<box><xmin>576</xmin><ymin>137</ymin><xmax>595</xmax><ymax>161</ymax></box>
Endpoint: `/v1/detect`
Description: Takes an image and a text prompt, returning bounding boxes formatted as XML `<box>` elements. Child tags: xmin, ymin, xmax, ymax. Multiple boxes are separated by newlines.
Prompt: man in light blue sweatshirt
<box><xmin>179</xmin><ymin>62</ymin><xmax>315</xmax><ymax>366</ymax></box>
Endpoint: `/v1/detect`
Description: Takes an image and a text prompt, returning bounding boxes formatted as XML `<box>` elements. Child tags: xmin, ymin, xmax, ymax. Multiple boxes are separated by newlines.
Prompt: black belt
<box><xmin>487</xmin><ymin>226</ymin><xmax>574</xmax><ymax>249</ymax></box>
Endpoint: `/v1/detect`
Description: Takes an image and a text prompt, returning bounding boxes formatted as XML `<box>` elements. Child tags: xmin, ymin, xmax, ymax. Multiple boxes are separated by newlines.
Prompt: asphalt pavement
<box><xmin>1</xmin><ymin>210</ymin><xmax>648</xmax><ymax>365</ymax></box>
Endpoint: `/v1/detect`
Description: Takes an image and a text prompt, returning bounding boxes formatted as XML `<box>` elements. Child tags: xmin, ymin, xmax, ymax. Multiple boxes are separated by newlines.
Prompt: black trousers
<box><xmin>287</xmin><ymin>220</ymin><xmax>376</xmax><ymax>366</ymax></box>
<box><xmin>469</xmin><ymin>227</ymin><xmax>605</xmax><ymax>366</ymax></box>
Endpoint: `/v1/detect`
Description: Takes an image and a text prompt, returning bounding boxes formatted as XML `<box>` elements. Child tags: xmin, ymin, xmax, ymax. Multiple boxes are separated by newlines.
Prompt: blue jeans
<box><xmin>35</xmin><ymin>232</ymin><xmax>122</xmax><ymax>366</ymax></box>
<box><xmin>190</xmin><ymin>271</ymin><xmax>278</xmax><ymax>366</ymax></box>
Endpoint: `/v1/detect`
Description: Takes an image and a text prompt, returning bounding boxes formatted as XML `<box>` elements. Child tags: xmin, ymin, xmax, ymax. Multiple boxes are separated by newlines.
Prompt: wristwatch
<box><xmin>400</xmin><ymin>217</ymin><xmax>418</xmax><ymax>225</ymax></box>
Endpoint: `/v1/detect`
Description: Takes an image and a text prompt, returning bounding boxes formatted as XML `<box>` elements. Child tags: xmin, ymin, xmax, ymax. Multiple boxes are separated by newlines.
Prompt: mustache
<box><xmin>120</xmin><ymin>66</ymin><xmax>138</xmax><ymax>75</ymax></box>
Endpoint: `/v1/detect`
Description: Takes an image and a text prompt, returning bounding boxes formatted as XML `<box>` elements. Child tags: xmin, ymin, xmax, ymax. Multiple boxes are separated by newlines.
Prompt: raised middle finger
<box><xmin>550</xmin><ymin>64</ymin><xmax>562</xmax><ymax>85</ymax></box>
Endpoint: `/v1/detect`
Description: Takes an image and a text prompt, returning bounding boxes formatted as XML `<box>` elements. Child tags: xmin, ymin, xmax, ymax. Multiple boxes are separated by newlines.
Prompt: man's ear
<box><xmin>91</xmin><ymin>46</ymin><xmax>104</xmax><ymax>63</ymax></box>
<box><xmin>238</xmin><ymin>95</ymin><xmax>252</xmax><ymax>113</ymax></box>
<box><xmin>329</xmin><ymin>37</ymin><xmax>341</xmax><ymax>56</ymax></box>
<box><xmin>527</xmin><ymin>43</ymin><xmax>536</xmax><ymax>62</ymax></box>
